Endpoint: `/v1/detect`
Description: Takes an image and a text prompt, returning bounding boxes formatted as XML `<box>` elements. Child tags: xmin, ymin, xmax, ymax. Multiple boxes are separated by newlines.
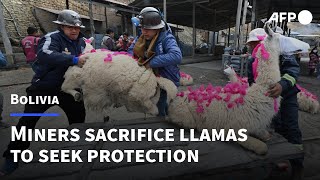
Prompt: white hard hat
<box><xmin>246</xmin><ymin>28</ymin><xmax>267</xmax><ymax>43</ymax></box>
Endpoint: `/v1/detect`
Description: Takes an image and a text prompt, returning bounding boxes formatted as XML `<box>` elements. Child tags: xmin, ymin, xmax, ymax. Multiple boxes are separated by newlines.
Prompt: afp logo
<box><xmin>268</xmin><ymin>10</ymin><xmax>313</xmax><ymax>25</ymax></box>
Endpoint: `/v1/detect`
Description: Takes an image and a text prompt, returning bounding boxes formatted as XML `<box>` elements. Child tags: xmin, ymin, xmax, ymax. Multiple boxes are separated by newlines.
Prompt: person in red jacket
<box><xmin>21</xmin><ymin>27</ymin><xmax>41</xmax><ymax>72</ymax></box>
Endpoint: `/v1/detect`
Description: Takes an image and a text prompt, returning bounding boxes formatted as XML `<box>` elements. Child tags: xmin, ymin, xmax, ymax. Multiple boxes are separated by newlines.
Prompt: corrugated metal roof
<box><xmin>128</xmin><ymin>0</ymin><xmax>320</xmax><ymax>31</ymax></box>
<box><xmin>36</xmin><ymin>6</ymin><xmax>103</xmax><ymax>21</ymax></box>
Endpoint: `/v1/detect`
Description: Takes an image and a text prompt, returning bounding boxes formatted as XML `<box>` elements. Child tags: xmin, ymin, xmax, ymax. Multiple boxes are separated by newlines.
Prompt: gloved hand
<box><xmin>78</xmin><ymin>56</ymin><xmax>88</xmax><ymax>67</ymax></box>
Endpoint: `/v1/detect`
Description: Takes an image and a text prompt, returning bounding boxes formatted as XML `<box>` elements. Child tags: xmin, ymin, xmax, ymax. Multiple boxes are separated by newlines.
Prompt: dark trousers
<box><xmin>157</xmin><ymin>89</ymin><xmax>168</xmax><ymax>117</ymax></box>
<box><xmin>3</xmin><ymin>85</ymin><xmax>86</xmax><ymax>159</ymax></box>
<box><xmin>272</xmin><ymin>93</ymin><xmax>303</xmax><ymax>167</ymax></box>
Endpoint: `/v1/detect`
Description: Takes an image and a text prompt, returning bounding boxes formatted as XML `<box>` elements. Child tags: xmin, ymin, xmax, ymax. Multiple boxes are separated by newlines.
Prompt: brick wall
<box><xmin>1</xmin><ymin>0</ymin><xmax>130</xmax><ymax>39</ymax></box>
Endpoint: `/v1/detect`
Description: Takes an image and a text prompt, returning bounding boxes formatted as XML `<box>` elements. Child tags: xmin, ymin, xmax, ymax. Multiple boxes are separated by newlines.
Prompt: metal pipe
<box><xmin>192</xmin><ymin>1</ymin><xmax>196</xmax><ymax>58</ymax></box>
<box><xmin>234</xmin><ymin>0</ymin><xmax>243</xmax><ymax>50</ymax></box>
<box><xmin>89</xmin><ymin>0</ymin><xmax>95</xmax><ymax>48</ymax></box>
<box><xmin>163</xmin><ymin>0</ymin><xmax>167</xmax><ymax>22</ymax></box>
<box><xmin>239</xmin><ymin>0</ymin><xmax>248</xmax><ymax>51</ymax></box>
<box><xmin>251</xmin><ymin>0</ymin><xmax>256</xmax><ymax>30</ymax></box>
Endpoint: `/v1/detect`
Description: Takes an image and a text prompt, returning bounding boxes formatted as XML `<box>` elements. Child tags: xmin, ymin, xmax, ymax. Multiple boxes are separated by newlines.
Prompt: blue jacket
<box><xmin>247</xmin><ymin>54</ymin><xmax>300</xmax><ymax>97</ymax></box>
<box><xmin>128</xmin><ymin>27</ymin><xmax>182</xmax><ymax>86</ymax></box>
<box><xmin>32</xmin><ymin>29</ymin><xmax>86</xmax><ymax>91</ymax></box>
<box><xmin>0</xmin><ymin>50</ymin><xmax>7</xmax><ymax>67</ymax></box>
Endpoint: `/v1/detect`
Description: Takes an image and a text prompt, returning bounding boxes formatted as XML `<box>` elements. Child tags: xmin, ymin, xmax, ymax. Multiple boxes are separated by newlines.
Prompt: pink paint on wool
<box><xmin>187</xmin><ymin>93</ymin><xmax>194</xmax><ymax>101</ymax></box>
<box><xmin>180</xmin><ymin>72</ymin><xmax>187</xmax><ymax>77</ymax></box>
<box><xmin>100</xmin><ymin>48</ymin><xmax>110</xmax><ymax>52</ymax></box>
<box><xmin>85</xmin><ymin>39</ymin><xmax>91</xmax><ymax>43</ymax></box>
<box><xmin>90</xmin><ymin>49</ymin><xmax>96</xmax><ymax>53</ymax></box>
<box><xmin>113</xmin><ymin>51</ymin><xmax>128</xmax><ymax>56</ymax></box>
<box><xmin>227</xmin><ymin>103</ymin><xmax>235</xmax><ymax>109</ymax></box>
<box><xmin>196</xmin><ymin>105</ymin><xmax>204</xmax><ymax>114</ymax></box>
<box><xmin>104</xmin><ymin>54</ymin><xmax>112</xmax><ymax>62</ymax></box>
<box><xmin>214</xmin><ymin>94</ymin><xmax>222</xmax><ymax>101</ymax></box>
<box><xmin>296</xmin><ymin>84</ymin><xmax>318</xmax><ymax>100</ymax></box>
<box><xmin>257</xmin><ymin>35</ymin><xmax>266</xmax><ymax>41</ymax></box>
<box><xmin>180</xmin><ymin>72</ymin><xmax>192</xmax><ymax>80</ymax></box>
<box><xmin>206</xmin><ymin>83</ymin><xmax>214</xmax><ymax>91</ymax></box>
<box><xmin>176</xmin><ymin>92</ymin><xmax>185</xmax><ymax>97</ymax></box>
<box><xmin>223</xmin><ymin>93</ymin><xmax>232</xmax><ymax>102</ymax></box>
<box><xmin>215</xmin><ymin>86</ymin><xmax>222</xmax><ymax>93</ymax></box>
<box><xmin>252</xmin><ymin>58</ymin><xmax>259</xmax><ymax>81</ymax></box>
<box><xmin>260</xmin><ymin>43</ymin><xmax>270</xmax><ymax>60</ymax></box>
<box><xmin>199</xmin><ymin>85</ymin><xmax>205</xmax><ymax>92</ymax></box>
<box><xmin>235</xmin><ymin>96</ymin><xmax>244</xmax><ymax>105</ymax></box>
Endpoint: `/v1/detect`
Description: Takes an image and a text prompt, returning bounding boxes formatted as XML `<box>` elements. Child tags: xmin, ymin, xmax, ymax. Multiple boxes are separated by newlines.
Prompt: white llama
<box><xmin>61</xmin><ymin>38</ymin><xmax>177</xmax><ymax>117</ymax></box>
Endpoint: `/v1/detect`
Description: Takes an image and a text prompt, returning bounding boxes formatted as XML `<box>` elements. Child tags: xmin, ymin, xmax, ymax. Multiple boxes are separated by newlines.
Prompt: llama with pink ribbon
<box><xmin>168</xmin><ymin>23</ymin><xmax>282</xmax><ymax>155</ymax></box>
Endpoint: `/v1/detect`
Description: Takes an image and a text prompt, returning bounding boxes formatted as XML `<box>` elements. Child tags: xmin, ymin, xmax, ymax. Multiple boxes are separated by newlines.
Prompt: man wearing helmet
<box><xmin>128</xmin><ymin>7</ymin><xmax>182</xmax><ymax>118</ymax></box>
<box><xmin>0</xmin><ymin>10</ymin><xmax>87</xmax><ymax>176</ymax></box>
<box><xmin>246</xmin><ymin>28</ymin><xmax>303</xmax><ymax>179</ymax></box>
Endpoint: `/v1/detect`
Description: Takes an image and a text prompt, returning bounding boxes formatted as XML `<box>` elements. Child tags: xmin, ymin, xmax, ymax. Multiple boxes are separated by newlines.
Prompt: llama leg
<box><xmin>251</xmin><ymin>129</ymin><xmax>272</xmax><ymax>142</ymax></box>
<box><xmin>237</xmin><ymin>135</ymin><xmax>268</xmax><ymax>155</ymax></box>
<box><xmin>63</xmin><ymin>89</ymin><xmax>82</xmax><ymax>102</ymax></box>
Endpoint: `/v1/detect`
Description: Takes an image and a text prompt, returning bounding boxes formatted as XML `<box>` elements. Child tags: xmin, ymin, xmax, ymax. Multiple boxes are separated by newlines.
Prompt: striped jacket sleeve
<box><xmin>278</xmin><ymin>55</ymin><xmax>300</xmax><ymax>92</ymax></box>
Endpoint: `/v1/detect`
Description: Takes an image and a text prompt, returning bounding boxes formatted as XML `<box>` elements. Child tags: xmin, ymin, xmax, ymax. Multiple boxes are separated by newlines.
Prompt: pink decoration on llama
<box><xmin>251</xmin><ymin>42</ymin><xmax>271</xmax><ymax>80</ymax></box>
<box><xmin>235</xmin><ymin>96</ymin><xmax>244</xmax><ymax>105</ymax></box>
<box><xmin>104</xmin><ymin>54</ymin><xmax>113</xmax><ymax>62</ymax></box>
<box><xmin>85</xmin><ymin>39</ymin><xmax>91</xmax><ymax>43</ymax></box>
<box><xmin>196</xmin><ymin>105</ymin><xmax>204</xmax><ymax>114</ymax></box>
<box><xmin>113</xmin><ymin>51</ymin><xmax>128</xmax><ymax>56</ymax></box>
<box><xmin>180</xmin><ymin>72</ymin><xmax>192</xmax><ymax>80</ymax></box>
<box><xmin>257</xmin><ymin>35</ymin><xmax>267</xmax><ymax>41</ymax></box>
<box><xmin>100</xmin><ymin>48</ymin><xmax>110</xmax><ymax>52</ymax></box>
<box><xmin>206</xmin><ymin>83</ymin><xmax>214</xmax><ymax>92</ymax></box>
<box><xmin>260</xmin><ymin>44</ymin><xmax>270</xmax><ymax>60</ymax></box>
<box><xmin>296</xmin><ymin>84</ymin><xmax>318</xmax><ymax>100</ymax></box>
<box><xmin>177</xmin><ymin>92</ymin><xmax>185</xmax><ymax>97</ymax></box>
<box><xmin>227</xmin><ymin>103</ymin><xmax>235</xmax><ymax>109</ymax></box>
<box><xmin>252</xmin><ymin>58</ymin><xmax>259</xmax><ymax>81</ymax></box>
<box><xmin>223</xmin><ymin>93</ymin><xmax>232</xmax><ymax>102</ymax></box>
<box><xmin>90</xmin><ymin>49</ymin><xmax>96</xmax><ymax>53</ymax></box>
<box><xmin>180</xmin><ymin>82</ymin><xmax>249</xmax><ymax>113</ymax></box>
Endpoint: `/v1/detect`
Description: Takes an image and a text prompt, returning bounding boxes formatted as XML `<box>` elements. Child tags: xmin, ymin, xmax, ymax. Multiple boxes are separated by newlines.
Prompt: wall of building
<box><xmin>1</xmin><ymin>0</ymin><xmax>131</xmax><ymax>39</ymax></box>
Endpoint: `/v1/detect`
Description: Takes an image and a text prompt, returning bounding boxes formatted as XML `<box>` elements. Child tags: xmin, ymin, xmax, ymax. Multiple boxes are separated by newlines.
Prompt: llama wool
<box><xmin>61</xmin><ymin>38</ymin><xmax>178</xmax><ymax>117</ymax></box>
<box><xmin>168</xmin><ymin>23</ymin><xmax>282</xmax><ymax>155</ymax></box>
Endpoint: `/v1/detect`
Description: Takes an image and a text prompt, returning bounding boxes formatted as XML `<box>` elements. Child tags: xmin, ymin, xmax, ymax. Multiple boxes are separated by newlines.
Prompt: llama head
<box><xmin>262</xmin><ymin>22</ymin><xmax>281</xmax><ymax>60</ymax></box>
<box><xmin>252</xmin><ymin>22</ymin><xmax>282</xmax><ymax>85</ymax></box>
<box><xmin>83</xmin><ymin>37</ymin><xmax>94</xmax><ymax>53</ymax></box>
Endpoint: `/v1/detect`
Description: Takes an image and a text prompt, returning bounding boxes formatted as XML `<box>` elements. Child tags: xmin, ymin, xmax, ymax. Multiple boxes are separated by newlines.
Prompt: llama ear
<box><xmin>264</xmin><ymin>22</ymin><xmax>274</xmax><ymax>38</ymax></box>
<box><xmin>89</xmin><ymin>37</ymin><xmax>94</xmax><ymax>43</ymax></box>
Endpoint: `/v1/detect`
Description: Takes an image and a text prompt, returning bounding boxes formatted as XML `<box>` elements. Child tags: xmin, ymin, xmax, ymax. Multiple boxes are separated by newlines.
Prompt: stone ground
<box><xmin>0</xmin><ymin>60</ymin><xmax>320</xmax><ymax>179</ymax></box>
